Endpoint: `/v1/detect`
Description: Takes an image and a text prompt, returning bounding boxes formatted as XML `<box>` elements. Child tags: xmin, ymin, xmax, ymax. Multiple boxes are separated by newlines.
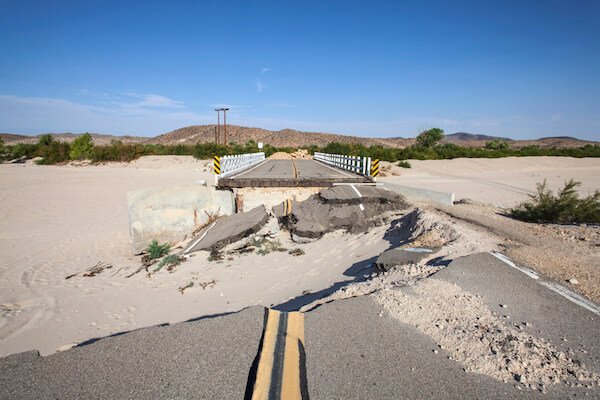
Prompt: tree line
<box><xmin>1</xmin><ymin>128</ymin><xmax>599</xmax><ymax>165</ymax></box>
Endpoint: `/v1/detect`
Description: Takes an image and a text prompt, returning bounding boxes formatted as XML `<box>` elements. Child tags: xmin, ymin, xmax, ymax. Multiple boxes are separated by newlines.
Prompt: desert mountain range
<box><xmin>1</xmin><ymin>125</ymin><xmax>597</xmax><ymax>149</ymax></box>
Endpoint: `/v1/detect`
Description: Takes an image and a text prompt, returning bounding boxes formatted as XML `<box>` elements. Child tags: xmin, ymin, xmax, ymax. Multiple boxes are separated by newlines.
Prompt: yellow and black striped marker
<box><xmin>282</xmin><ymin>199</ymin><xmax>292</xmax><ymax>216</ymax></box>
<box><xmin>370</xmin><ymin>159</ymin><xmax>380</xmax><ymax>177</ymax></box>
<box><xmin>213</xmin><ymin>155</ymin><xmax>221</xmax><ymax>174</ymax></box>
<box><xmin>250</xmin><ymin>309</ymin><xmax>308</xmax><ymax>400</ymax></box>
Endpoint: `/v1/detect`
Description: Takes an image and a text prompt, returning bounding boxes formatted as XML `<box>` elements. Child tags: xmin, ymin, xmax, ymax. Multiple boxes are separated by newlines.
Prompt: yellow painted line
<box><xmin>251</xmin><ymin>309</ymin><xmax>307</xmax><ymax>400</ymax></box>
<box><xmin>251</xmin><ymin>310</ymin><xmax>281</xmax><ymax>400</ymax></box>
<box><xmin>281</xmin><ymin>312</ymin><xmax>304</xmax><ymax>400</ymax></box>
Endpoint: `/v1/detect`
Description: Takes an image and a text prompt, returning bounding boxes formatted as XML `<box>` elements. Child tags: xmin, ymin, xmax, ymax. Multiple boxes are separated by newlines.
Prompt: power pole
<box><xmin>222</xmin><ymin>108</ymin><xmax>230</xmax><ymax>146</ymax></box>
<box><xmin>214</xmin><ymin>109</ymin><xmax>221</xmax><ymax>144</ymax></box>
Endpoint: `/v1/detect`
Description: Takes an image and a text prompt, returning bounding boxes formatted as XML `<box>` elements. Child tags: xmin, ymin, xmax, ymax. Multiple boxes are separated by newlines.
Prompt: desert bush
<box><xmin>35</xmin><ymin>139</ymin><xmax>71</xmax><ymax>164</ymax></box>
<box><xmin>510</xmin><ymin>179</ymin><xmax>600</xmax><ymax>224</ymax></box>
<box><xmin>416</xmin><ymin>128</ymin><xmax>444</xmax><ymax>148</ymax></box>
<box><xmin>486</xmin><ymin>139</ymin><xmax>509</xmax><ymax>150</ymax></box>
<box><xmin>397</xmin><ymin>160</ymin><xmax>411</xmax><ymax>168</ymax></box>
<box><xmin>145</xmin><ymin>240</ymin><xmax>170</xmax><ymax>260</ymax></box>
<box><xmin>70</xmin><ymin>133</ymin><xmax>94</xmax><ymax>160</ymax></box>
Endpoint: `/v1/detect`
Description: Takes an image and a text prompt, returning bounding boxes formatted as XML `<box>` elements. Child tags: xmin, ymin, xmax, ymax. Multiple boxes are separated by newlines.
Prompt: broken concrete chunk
<box><xmin>284</xmin><ymin>186</ymin><xmax>409</xmax><ymax>238</ymax></box>
<box><xmin>185</xmin><ymin>205</ymin><xmax>269</xmax><ymax>253</ymax></box>
<box><xmin>375</xmin><ymin>248</ymin><xmax>434</xmax><ymax>272</ymax></box>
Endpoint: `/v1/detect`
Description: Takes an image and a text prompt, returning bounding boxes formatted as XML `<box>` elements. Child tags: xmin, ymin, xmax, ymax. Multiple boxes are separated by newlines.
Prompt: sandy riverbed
<box><xmin>381</xmin><ymin>156</ymin><xmax>600</xmax><ymax>207</ymax></box>
<box><xmin>0</xmin><ymin>155</ymin><xmax>598</xmax><ymax>357</ymax></box>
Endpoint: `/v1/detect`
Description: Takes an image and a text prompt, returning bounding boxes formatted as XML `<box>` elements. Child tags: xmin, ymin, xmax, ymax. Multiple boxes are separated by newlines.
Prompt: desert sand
<box><xmin>0</xmin><ymin>155</ymin><xmax>598</xmax><ymax>357</ymax></box>
<box><xmin>381</xmin><ymin>156</ymin><xmax>600</xmax><ymax>207</ymax></box>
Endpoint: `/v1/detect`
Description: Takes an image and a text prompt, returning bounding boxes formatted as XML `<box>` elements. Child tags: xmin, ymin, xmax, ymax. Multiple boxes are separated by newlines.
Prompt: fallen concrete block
<box><xmin>375</xmin><ymin>248</ymin><xmax>435</xmax><ymax>272</ymax></box>
<box><xmin>185</xmin><ymin>205</ymin><xmax>270</xmax><ymax>253</ymax></box>
<box><xmin>285</xmin><ymin>186</ymin><xmax>409</xmax><ymax>238</ymax></box>
<box><xmin>127</xmin><ymin>184</ymin><xmax>235</xmax><ymax>254</ymax></box>
<box><xmin>382</xmin><ymin>183</ymin><xmax>455</xmax><ymax>206</ymax></box>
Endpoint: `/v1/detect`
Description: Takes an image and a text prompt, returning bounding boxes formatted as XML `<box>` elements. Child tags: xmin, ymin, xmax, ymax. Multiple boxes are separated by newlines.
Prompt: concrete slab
<box><xmin>185</xmin><ymin>205</ymin><xmax>269</xmax><ymax>253</ymax></box>
<box><xmin>127</xmin><ymin>183</ymin><xmax>234</xmax><ymax>254</ymax></box>
<box><xmin>0</xmin><ymin>307</ymin><xmax>265</xmax><ymax>400</ymax></box>
<box><xmin>375</xmin><ymin>247</ymin><xmax>434</xmax><ymax>271</ymax></box>
<box><xmin>236</xmin><ymin>186</ymin><xmax>324</xmax><ymax>213</ymax></box>
<box><xmin>287</xmin><ymin>186</ymin><xmax>409</xmax><ymax>238</ymax></box>
<box><xmin>383</xmin><ymin>182</ymin><xmax>455</xmax><ymax>206</ymax></box>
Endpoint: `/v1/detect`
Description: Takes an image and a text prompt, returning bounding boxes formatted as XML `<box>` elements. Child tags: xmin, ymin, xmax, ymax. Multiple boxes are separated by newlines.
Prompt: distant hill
<box><xmin>1</xmin><ymin>126</ymin><xmax>597</xmax><ymax>149</ymax></box>
<box><xmin>149</xmin><ymin>125</ymin><xmax>413</xmax><ymax>148</ymax></box>
<box><xmin>444</xmin><ymin>132</ymin><xmax>513</xmax><ymax>142</ymax></box>
<box><xmin>0</xmin><ymin>132</ymin><xmax>145</xmax><ymax>146</ymax></box>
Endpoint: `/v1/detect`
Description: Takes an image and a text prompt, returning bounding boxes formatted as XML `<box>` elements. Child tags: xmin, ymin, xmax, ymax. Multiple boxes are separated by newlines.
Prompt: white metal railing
<box><xmin>214</xmin><ymin>152</ymin><xmax>265</xmax><ymax>178</ymax></box>
<box><xmin>314</xmin><ymin>152</ymin><xmax>372</xmax><ymax>177</ymax></box>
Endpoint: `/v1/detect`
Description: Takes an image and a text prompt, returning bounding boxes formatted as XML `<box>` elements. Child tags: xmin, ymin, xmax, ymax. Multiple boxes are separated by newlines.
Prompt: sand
<box><xmin>381</xmin><ymin>156</ymin><xmax>600</xmax><ymax>207</ymax></box>
<box><xmin>1</xmin><ymin>155</ymin><xmax>598</xmax><ymax>358</ymax></box>
<box><xmin>0</xmin><ymin>156</ymin><xmax>393</xmax><ymax>356</ymax></box>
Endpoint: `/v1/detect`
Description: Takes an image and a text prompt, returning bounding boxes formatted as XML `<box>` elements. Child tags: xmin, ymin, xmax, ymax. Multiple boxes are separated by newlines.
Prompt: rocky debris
<box><xmin>300</xmin><ymin>262</ymin><xmax>440</xmax><ymax>312</ymax></box>
<box><xmin>375</xmin><ymin>247</ymin><xmax>436</xmax><ymax>272</ymax></box>
<box><xmin>282</xmin><ymin>186</ymin><xmax>409</xmax><ymax>239</ymax></box>
<box><xmin>387</xmin><ymin>208</ymin><xmax>460</xmax><ymax>248</ymax></box>
<box><xmin>375</xmin><ymin>279</ymin><xmax>600</xmax><ymax>391</ymax></box>
<box><xmin>185</xmin><ymin>205</ymin><xmax>269</xmax><ymax>253</ymax></box>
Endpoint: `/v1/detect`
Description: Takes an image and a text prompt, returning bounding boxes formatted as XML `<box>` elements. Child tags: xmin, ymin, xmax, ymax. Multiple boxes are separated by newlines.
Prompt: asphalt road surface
<box><xmin>217</xmin><ymin>159</ymin><xmax>371</xmax><ymax>188</ymax></box>
<box><xmin>1</xmin><ymin>253</ymin><xmax>599</xmax><ymax>399</ymax></box>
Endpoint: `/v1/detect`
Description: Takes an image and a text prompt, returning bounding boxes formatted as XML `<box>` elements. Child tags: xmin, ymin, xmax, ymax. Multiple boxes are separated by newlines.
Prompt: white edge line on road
<box><xmin>315</xmin><ymin>160</ymin><xmax>356</xmax><ymax>178</ymax></box>
<box><xmin>184</xmin><ymin>221</ymin><xmax>217</xmax><ymax>254</ymax></box>
<box><xmin>540</xmin><ymin>282</ymin><xmax>600</xmax><ymax>316</ymax></box>
<box><xmin>350</xmin><ymin>184</ymin><xmax>363</xmax><ymax>198</ymax></box>
<box><xmin>490</xmin><ymin>252</ymin><xmax>600</xmax><ymax>316</ymax></box>
<box><xmin>490</xmin><ymin>252</ymin><xmax>539</xmax><ymax>280</ymax></box>
<box><xmin>228</xmin><ymin>159</ymin><xmax>270</xmax><ymax>179</ymax></box>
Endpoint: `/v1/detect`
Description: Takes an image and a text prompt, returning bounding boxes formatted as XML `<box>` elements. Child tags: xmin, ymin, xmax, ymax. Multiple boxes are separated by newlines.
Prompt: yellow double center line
<box><xmin>250</xmin><ymin>309</ymin><xmax>308</xmax><ymax>400</ymax></box>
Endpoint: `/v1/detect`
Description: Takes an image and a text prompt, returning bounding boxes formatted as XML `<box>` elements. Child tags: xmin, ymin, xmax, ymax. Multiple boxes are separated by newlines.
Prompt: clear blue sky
<box><xmin>1</xmin><ymin>0</ymin><xmax>599</xmax><ymax>140</ymax></box>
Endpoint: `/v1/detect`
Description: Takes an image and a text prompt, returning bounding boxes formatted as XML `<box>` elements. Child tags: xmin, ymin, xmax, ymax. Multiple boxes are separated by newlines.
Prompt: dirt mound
<box><xmin>268</xmin><ymin>152</ymin><xmax>293</xmax><ymax>160</ymax></box>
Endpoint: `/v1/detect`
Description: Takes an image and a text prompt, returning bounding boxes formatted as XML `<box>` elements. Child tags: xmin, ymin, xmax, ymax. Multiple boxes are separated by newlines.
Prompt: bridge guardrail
<box><xmin>314</xmin><ymin>152</ymin><xmax>374</xmax><ymax>178</ymax></box>
<box><xmin>213</xmin><ymin>152</ymin><xmax>265</xmax><ymax>179</ymax></box>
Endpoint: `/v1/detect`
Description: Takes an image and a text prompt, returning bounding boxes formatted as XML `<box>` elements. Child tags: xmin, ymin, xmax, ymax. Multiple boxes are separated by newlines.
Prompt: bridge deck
<box><xmin>217</xmin><ymin>159</ymin><xmax>371</xmax><ymax>188</ymax></box>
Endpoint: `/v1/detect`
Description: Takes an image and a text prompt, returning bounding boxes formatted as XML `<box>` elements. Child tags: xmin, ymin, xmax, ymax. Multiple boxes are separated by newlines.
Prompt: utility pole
<box><xmin>214</xmin><ymin>109</ymin><xmax>221</xmax><ymax>144</ymax></box>
<box><xmin>222</xmin><ymin>108</ymin><xmax>229</xmax><ymax>146</ymax></box>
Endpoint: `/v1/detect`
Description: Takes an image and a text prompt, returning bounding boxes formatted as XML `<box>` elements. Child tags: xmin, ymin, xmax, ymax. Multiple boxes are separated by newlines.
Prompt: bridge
<box><xmin>214</xmin><ymin>152</ymin><xmax>378</xmax><ymax>188</ymax></box>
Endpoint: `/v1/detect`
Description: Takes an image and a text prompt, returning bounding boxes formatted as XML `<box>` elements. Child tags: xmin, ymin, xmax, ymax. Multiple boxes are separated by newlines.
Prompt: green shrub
<box><xmin>416</xmin><ymin>128</ymin><xmax>444</xmax><ymax>148</ymax></box>
<box><xmin>485</xmin><ymin>139</ymin><xmax>509</xmax><ymax>150</ymax></box>
<box><xmin>510</xmin><ymin>179</ymin><xmax>600</xmax><ymax>224</ymax></box>
<box><xmin>397</xmin><ymin>160</ymin><xmax>411</xmax><ymax>168</ymax></box>
<box><xmin>146</xmin><ymin>240</ymin><xmax>170</xmax><ymax>260</ymax></box>
<box><xmin>70</xmin><ymin>133</ymin><xmax>94</xmax><ymax>160</ymax></box>
<box><xmin>35</xmin><ymin>140</ymin><xmax>71</xmax><ymax>164</ymax></box>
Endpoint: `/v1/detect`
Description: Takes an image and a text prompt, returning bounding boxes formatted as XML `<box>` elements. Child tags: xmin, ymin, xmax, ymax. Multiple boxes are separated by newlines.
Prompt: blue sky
<box><xmin>1</xmin><ymin>0</ymin><xmax>599</xmax><ymax>140</ymax></box>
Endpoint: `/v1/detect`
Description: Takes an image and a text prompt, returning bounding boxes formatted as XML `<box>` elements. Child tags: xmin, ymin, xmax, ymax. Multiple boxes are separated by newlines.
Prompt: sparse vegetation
<box><xmin>2</xmin><ymin>129</ymin><xmax>600</xmax><ymax>166</ymax></box>
<box><xmin>510</xmin><ymin>179</ymin><xmax>600</xmax><ymax>224</ymax></box>
<box><xmin>155</xmin><ymin>254</ymin><xmax>183</xmax><ymax>272</ymax></box>
<box><xmin>416</xmin><ymin>128</ymin><xmax>445</xmax><ymax>148</ymax></box>
<box><xmin>145</xmin><ymin>240</ymin><xmax>170</xmax><ymax>260</ymax></box>
<box><xmin>288</xmin><ymin>248</ymin><xmax>305</xmax><ymax>256</ymax></box>
<box><xmin>70</xmin><ymin>133</ymin><xmax>94</xmax><ymax>160</ymax></box>
<box><xmin>397</xmin><ymin>160</ymin><xmax>411</xmax><ymax>168</ymax></box>
<box><xmin>256</xmin><ymin>238</ymin><xmax>287</xmax><ymax>255</ymax></box>
<box><xmin>486</xmin><ymin>139</ymin><xmax>509</xmax><ymax>150</ymax></box>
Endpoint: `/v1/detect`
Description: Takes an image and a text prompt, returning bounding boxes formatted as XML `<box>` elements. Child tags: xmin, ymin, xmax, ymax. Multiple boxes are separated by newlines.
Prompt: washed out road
<box><xmin>1</xmin><ymin>253</ymin><xmax>599</xmax><ymax>399</ymax></box>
